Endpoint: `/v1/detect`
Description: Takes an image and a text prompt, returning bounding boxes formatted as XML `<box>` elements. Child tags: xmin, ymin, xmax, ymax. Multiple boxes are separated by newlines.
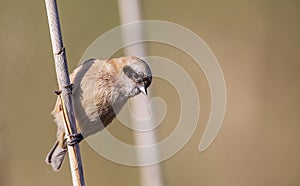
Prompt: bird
<box><xmin>45</xmin><ymin>56</ymin><xmax>152</xmax><ymax>171</ymax></box>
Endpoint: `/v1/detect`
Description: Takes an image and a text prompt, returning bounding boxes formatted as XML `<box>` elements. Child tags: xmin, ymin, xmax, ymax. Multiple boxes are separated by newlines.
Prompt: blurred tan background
<box><xmin>1</xmin><ymin>0</ymin><xmax>300</xmax><ymax>186</ymax></box>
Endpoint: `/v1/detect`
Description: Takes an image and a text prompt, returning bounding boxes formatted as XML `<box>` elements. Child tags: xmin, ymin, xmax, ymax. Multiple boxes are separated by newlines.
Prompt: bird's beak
<box><xmin>138</xmin><ymin>86</ymin><xmax>147</xmax><ymax>95</ymax></box>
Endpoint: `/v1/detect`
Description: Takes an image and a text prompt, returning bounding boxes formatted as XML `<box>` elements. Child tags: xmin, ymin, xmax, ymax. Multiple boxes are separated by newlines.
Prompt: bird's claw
<box><xmin>67</xmin><ymin>133</ymin><xmax>83</xmax><ymax>146</ymax></box>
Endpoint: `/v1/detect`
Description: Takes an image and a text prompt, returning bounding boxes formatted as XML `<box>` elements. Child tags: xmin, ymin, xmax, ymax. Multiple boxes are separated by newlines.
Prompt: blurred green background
<box><xmin>1</xmin><ymin>0</ymin><xmax>300</xmax><ymax>186</ymax></box>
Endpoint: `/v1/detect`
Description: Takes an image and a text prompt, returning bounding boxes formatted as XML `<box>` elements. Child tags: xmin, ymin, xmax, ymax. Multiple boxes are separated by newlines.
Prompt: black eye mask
<box><xmin>123</xmin><ymin>65</ymin><xmax>141</xmax><ymax>80</ymax></box>
<box><xmin>123</xmin><ymin>65</ymin><xmax>152</xmax><ymax>88</ymax></box>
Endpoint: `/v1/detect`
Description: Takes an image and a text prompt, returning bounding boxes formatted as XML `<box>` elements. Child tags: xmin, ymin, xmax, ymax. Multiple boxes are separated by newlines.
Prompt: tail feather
<box><xmin>46</xmin><ymin>140</ymin><xmax>67</xmax><ymax>171</ymax></box>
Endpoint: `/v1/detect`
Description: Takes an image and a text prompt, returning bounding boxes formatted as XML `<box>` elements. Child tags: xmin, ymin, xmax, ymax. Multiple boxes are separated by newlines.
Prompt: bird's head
<box><xmin>114</xmin><ymin>56</ymin><xmax>152</xmax><ymax>98</ymax></box>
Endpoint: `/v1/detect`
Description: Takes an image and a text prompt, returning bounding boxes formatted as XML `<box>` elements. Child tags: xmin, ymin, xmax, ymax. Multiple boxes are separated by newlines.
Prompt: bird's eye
<box><xmin>123</xmin><ymin>65</ymin><xmax>135</xmax><ymax>78</ymax></box>
<box><xmin>133</xmin><ymin>73</ymin><xmax>139</xmax><ymax>79</ymax></box>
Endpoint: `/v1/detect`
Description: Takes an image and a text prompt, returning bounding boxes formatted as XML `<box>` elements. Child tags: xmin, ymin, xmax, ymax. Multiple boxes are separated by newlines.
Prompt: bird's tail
<box><xmin>45</xmin><ymin>140</ymin><xmax>67</xmax><ymax>171</ymax></box>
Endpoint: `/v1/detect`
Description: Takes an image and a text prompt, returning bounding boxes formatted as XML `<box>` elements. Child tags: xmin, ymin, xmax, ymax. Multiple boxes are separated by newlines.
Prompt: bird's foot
<box><xmin>67</xmin><ymin>133</ymin><xmax>84</xmax><ymax>146</ymax></box>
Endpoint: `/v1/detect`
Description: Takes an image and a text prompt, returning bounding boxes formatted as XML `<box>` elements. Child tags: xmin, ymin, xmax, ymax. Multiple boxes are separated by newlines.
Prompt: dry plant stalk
<box><xmin>44</xmin><ymin>0</ymin><xmax>85</xmax><ymax>185</ymax></box>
